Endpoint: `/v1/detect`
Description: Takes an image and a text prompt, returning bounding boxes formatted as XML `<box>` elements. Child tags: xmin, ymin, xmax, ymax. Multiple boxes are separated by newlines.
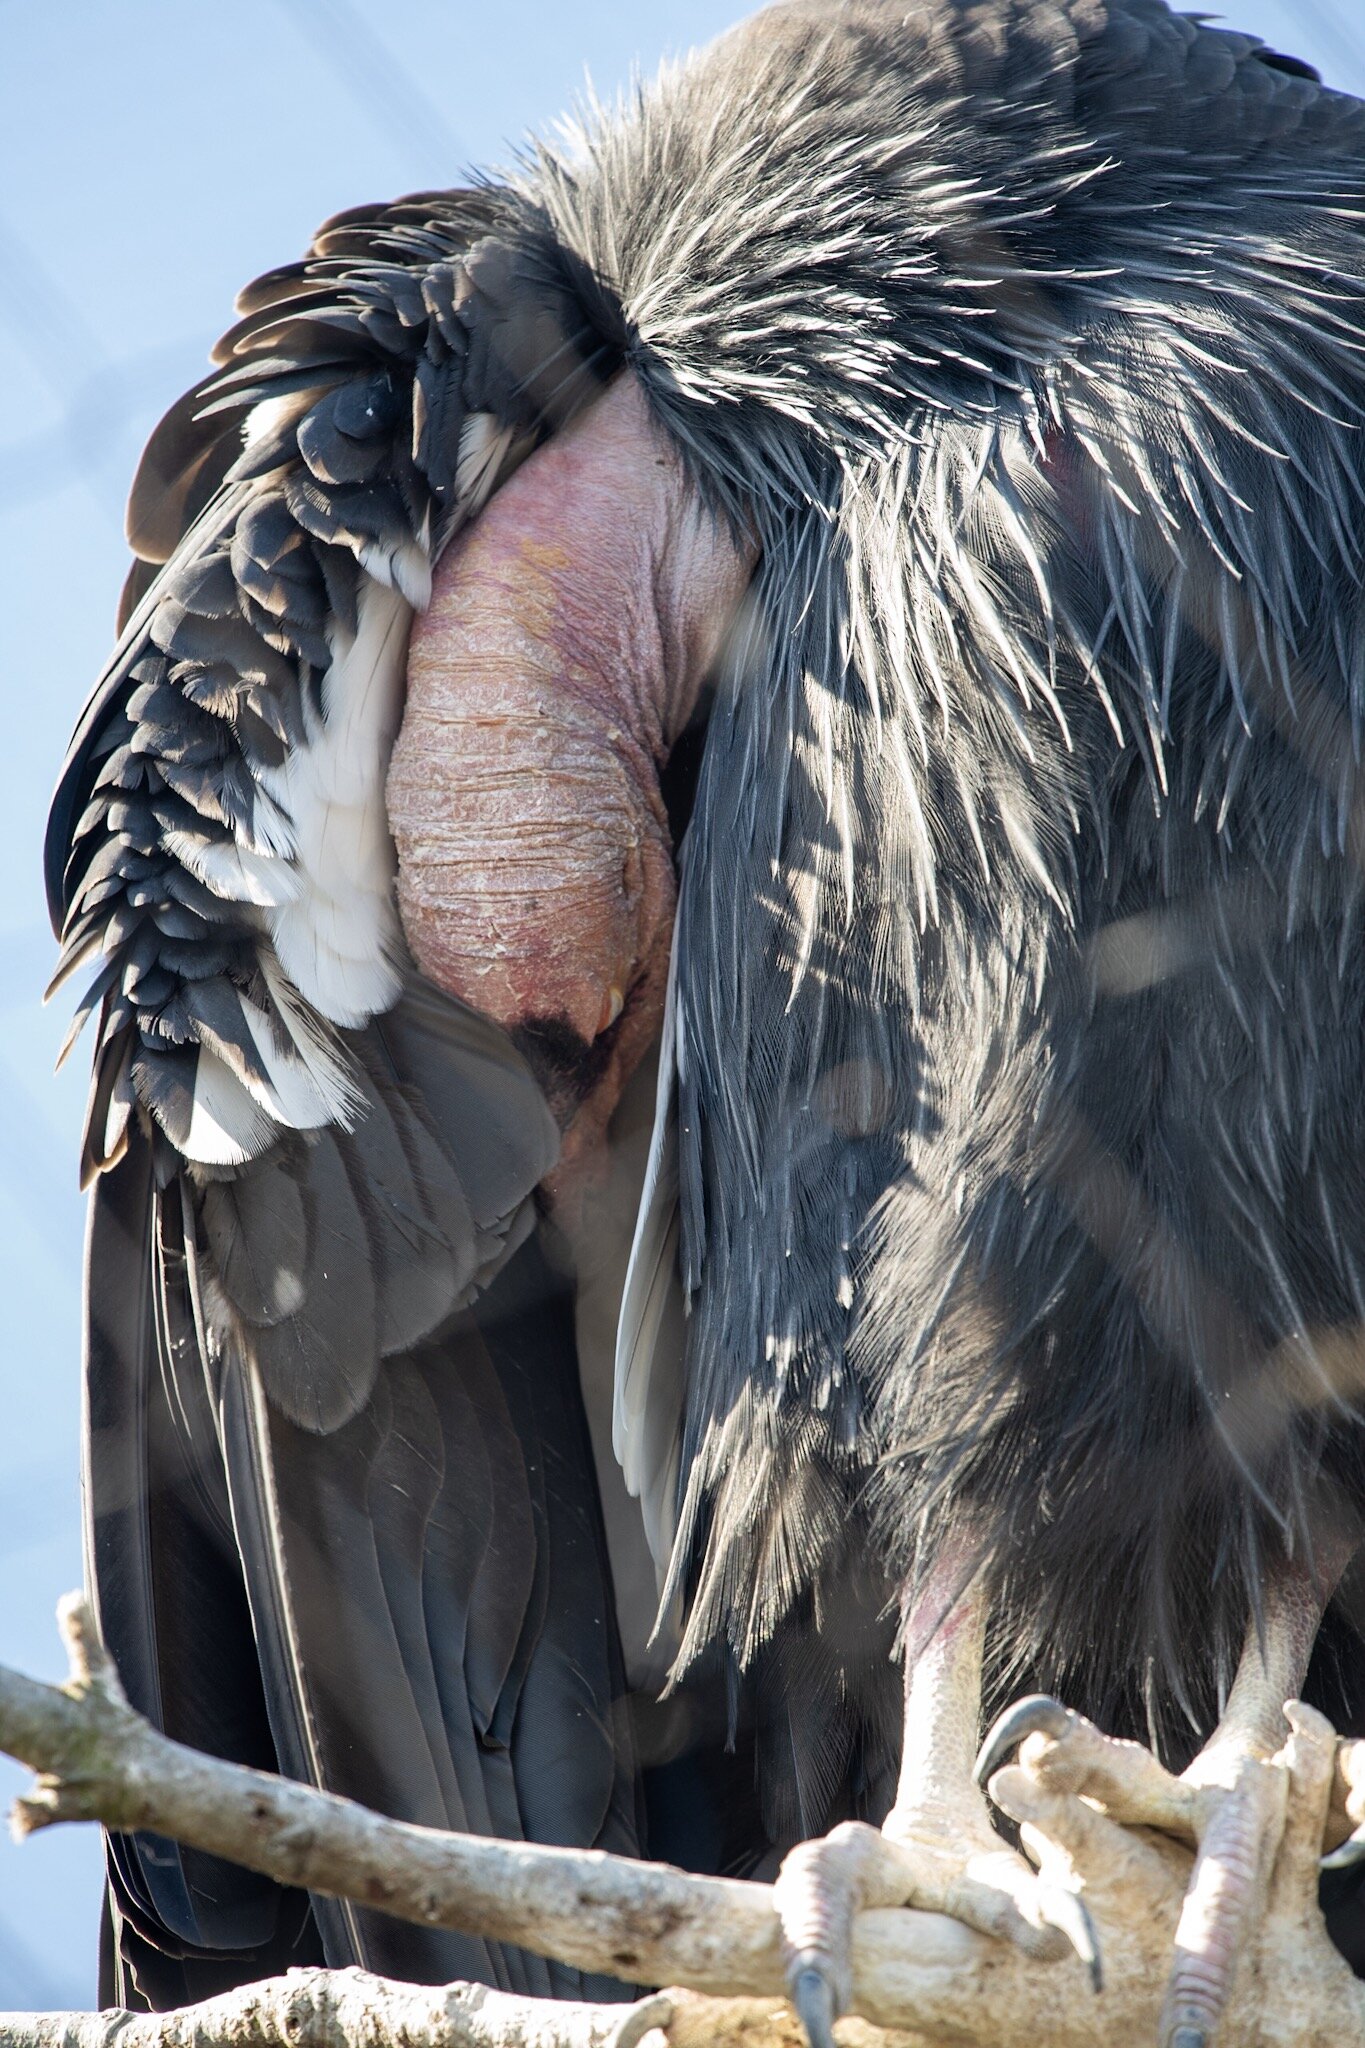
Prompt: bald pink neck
<box><xmin>387</xmin><ymin>373</ymin><xmax>756</xmax><ymax>1170</ymax></box>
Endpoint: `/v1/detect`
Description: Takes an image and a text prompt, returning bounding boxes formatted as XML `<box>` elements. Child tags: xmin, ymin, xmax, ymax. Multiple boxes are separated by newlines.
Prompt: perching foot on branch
<box><xmin>5</xmin><ymin>1598</ymin><xmax>1365</xmax><ymax>2047</ymax></box>
<box><xmin>977</xmin><ymin>1569</ymin><xmax>1349</xmax><ymax>2048</ymax></box>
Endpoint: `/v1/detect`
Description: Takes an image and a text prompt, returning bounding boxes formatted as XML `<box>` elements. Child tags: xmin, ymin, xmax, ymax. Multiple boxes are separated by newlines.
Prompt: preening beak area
<box><xmin>388</xmin><ymin>373</ymin><xmax>756</xmax><ymax>1179</ymax></box>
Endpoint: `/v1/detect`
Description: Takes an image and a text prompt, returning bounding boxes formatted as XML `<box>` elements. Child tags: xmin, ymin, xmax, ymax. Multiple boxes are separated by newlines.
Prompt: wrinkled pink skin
<box><xmin>388</xmin><ymin>373</ymin><xmax>757</xmax><ymax>1196</ymax></box>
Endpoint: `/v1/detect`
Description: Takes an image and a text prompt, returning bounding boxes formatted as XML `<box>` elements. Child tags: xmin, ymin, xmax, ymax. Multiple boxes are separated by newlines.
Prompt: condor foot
<box><xmin>774</xmin><ymin>1798</ymin><xmax>1099</xmax><ymax>2048</ymax></box>
<box><xmin>978</xmin><ymin>1693</ymin><xmax>1298</xmax><ymax>2048</ymax></box>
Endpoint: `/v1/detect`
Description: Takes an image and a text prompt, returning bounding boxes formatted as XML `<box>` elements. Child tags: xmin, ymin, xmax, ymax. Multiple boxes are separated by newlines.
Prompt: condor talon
<box><xmin>1322</xmin><ymin>1824</ymin><xmax>1365</xmax><ymax>1873</ymax></box>
<box><xmin>974</xmin><ymin>1696</ymin><xmax>1075</xmax><ymax>1791</ymax></box>
<box><xmin>1036</xmin><ymin>1880</ymin><xmax>1103</xmax><ymax>1994</ymax></box>
<box><xmin>790</xmin><ymin>1962</ymin><xmax>841</xmax><ymax>2048</ymax></box>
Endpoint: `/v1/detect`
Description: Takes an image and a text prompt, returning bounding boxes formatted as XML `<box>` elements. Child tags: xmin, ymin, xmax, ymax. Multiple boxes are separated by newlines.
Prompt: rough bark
<box><xmin>0</xmin><ymin>1983</ymin><xmax>938</xmax><ymax>2048</ymax></box>
<box><xmin>0</xmin><ymin>1977</ymin><xmax>672</xmax><ymax>2048</ymax></box>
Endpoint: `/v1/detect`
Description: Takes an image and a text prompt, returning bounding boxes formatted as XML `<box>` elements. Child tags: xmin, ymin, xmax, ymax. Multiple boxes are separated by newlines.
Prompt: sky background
<box><xmin>1</xmin><ymin>0</ymin><xmax>1364</xmax><ymax>2012</ymax></box>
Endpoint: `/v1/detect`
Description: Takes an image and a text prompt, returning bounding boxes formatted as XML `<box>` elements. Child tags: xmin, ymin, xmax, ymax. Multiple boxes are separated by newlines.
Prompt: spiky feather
<box><xmin>559</xmin><ymin>0</ymin><xmax>1365</xmax><ymax>1772</ymax></box>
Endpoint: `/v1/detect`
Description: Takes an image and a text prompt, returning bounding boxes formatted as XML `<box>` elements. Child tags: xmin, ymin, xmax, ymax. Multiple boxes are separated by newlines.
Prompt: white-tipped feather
<box><xmin>358</xmin><ymin>536</ymin><xmax>433</xmax><ymax>610</ymax></box>
<box><xmin>243</xmin><ymin>392</ymin><xmax>310</xmax><ymax>454</ymax></box>
<box><xmin>182</xmin><ymin>1048</ymin><xmax>280</xmax><ymax>1166</ymax></box>
<box><xmin>256</xmin><ymin>950</ymin><xmax>364</xmax><ymax>1127</ymax></box>
<box><xmin>163</xmin><ymin>830</ymin><xmax>299</xmax><ymax>908</ymax></box>
<box><xmin>260</xmin><ymin>573</ymin><xmax>411</xmax><ymax>1027</ymax></box>
<box><xmin>235</xmin><ymin>783</ymin><xmax>295</xmax><ymax>861</ymax></box>
<box><xmin>102</xmin><ymin>1057</ymin><xmax>136</xmax><ymax>1167</ymax></box>
<box><xmin>234</xmin><ymin>995</ymin><xmax>350</xmax><ymax>1130</ymax></box>
<box><xmin>455</xmin><ymin>412</ymin><xmax>533</xmax><ymax>515</ymax></box>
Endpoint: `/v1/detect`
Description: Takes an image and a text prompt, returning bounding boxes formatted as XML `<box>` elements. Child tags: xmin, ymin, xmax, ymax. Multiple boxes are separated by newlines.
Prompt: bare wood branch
<box><xmin>1</xmin><ymin>1598</ymin><xmax>783</xmax><ymax>1994</ymax></box>
<box><xmin>0</xmin><ymin>1982</ymin><xmax>932</xmax><ymax>2048</ymax></box>
<box><xmin>4</xmin><ymin>1597</ymin><xmax>1365</xmax><ymax>2045</ymax></box>
<box><xmin>0</xmin><ymin>1596</ymin><xmax>970</xmax><ymax>2024</ymax></box>
<box><xmin>0</xmin><ymin>1976</ymin><xmax>669</xmax><ymax>2048</ymax></box>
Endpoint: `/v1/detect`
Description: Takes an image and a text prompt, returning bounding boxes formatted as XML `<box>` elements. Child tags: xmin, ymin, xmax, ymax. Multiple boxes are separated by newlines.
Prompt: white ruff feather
<box><xmin>262</xmin><ymin>574</ymin><xmax>412</xmax><ymax>1028</ymax></box>
<box><xmin>182</xmin><ymin>1048</ymin><xmax>278</xmax><ymax>1166</ymax></box>
<box><xmin>455</xmin><ymin>412</ymin><xmax>533</xmax><ymax>515</ymax></box>
<box><xmin>242</xmin><ymin>393</ymin><xmax>309</xmax><ymax>453</ymax></box>
<box><xmin>163</xmin><ymin>829</ymin><xmax>299</xmax><ymax>909</ymax></box>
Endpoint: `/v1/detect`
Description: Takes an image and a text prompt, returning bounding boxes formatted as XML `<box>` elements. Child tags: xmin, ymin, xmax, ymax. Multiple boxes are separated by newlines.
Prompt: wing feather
<box><xmin>55</xmin><ymin>184</ymin><xmax>637</xmax><ymax>2003</ymax></box>
<box><xmin>614</xmin><ymin>941</ymin><xmax>686</xmax><ymax>1581</ymax></box>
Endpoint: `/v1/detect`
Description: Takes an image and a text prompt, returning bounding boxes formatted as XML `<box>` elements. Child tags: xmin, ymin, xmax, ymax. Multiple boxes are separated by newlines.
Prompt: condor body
<box><xmin>45</xmin><ymin>0</ymin><xmax>1365</xmax><ymax>2000</ymax></box>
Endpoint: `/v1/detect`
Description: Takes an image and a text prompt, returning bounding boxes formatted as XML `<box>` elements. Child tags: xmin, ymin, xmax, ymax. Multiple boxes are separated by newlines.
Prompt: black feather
<box><xmin>246</xmin><ymin>1130</ymin><xmax>379</xmax><ymax>1433</ymax></box>
<box><xmin>200</xmin><ymin>1166</ymin><xmax>308</xmax><ymax>1330</ymax></box>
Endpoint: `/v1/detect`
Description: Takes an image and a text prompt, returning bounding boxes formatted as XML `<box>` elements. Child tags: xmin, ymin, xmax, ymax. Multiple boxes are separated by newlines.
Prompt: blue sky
<box><xmin>1</xmin><ymin>0</ymin><xmax>1363</xmax><ymax>2011</ymax></box>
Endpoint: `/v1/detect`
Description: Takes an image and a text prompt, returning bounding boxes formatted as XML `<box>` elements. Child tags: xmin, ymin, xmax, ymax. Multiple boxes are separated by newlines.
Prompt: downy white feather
<box><xmin>163</xmin><ymin>829</ymin><xmax>300</xmax><ymax>909</ymax></box>
<box><xmin>261</xmin><ymin>574</ymin><xmax>412</xmax><ymax>1028</ymax></box>
<box><xmin>183</xmin><ymin>1047</ymin><xmax>280</xmax><ymax>1166</ymax></box>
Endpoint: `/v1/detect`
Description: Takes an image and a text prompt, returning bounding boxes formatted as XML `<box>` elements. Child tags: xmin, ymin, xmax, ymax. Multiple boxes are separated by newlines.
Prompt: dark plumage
<box><xmin>603</xmin><ymin>0</ymin><xmax>1365</xmax><ymax>1803</ymax></box>
<box><xmin>45</xmin><ymin>0</ymin><xmax>1365</xmax><ymax>2021</ymax></box>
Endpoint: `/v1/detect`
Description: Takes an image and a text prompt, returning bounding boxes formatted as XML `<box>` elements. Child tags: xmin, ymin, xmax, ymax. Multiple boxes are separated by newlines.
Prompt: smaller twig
<box><xmin>0</xmin><ymin>1971</ymin><xmax>673</xmax><ymax>2048</ymax></box>
<box><xmin>10</xmin><ymin>1594</ymin><xmax>135</xmax><ymax>1838</ymax></box>
<box><xmin>0</xmin><ymin>1982</ymin><xmax>930</xmax><ymax>2048</ymax></box>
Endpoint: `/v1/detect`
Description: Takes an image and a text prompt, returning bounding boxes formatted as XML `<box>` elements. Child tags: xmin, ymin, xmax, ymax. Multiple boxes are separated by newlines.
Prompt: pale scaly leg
<box><xmin>977</xmin><ymin>1562</ymin><xmax>1338</xmax><ymax>2048</ymax></box>
<box><xmin>774</xmin><ymin>1550</ymin><xmax>1097</xmax><ymax>2048</ymax></box>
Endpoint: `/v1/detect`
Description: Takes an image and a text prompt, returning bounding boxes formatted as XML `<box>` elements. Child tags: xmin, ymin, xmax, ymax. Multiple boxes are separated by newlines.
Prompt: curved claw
<box><xmin>1322</xmin><ymin>1821</ymin><xmax>1365</xmax><ymax>1872</ymax></box>
<box><xmin>790</xmin><ymin>1960</ymin><xmax>840</xmax><ymax>2048</ymax></box>
<box><xmin>605</xmin><ymin>1997</ymin><xmax>676</xmax><ymax>2048</ymax></box>
<box><xmin>974</xmin><ymin>1693</ymin><xmax>1072</xmax><ymax>1789</ymax></box>
<box><xmin>1038</xmin><ymin>1878</ymin><xmax>1103</xmax><ymax>1993</ymax></box>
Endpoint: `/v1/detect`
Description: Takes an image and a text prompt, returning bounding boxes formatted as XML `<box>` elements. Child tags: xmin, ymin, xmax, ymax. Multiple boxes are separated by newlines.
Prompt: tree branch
<box><xmin>3</xmin><ymin>1596</ymin><xmax>1365</xmax><ymax>2047</ymax></box>
<box><xmin>0</xmin><ymin>1597</ymin><xmax>973</xmax><ymax>2028</ymax></box>
<box><xmin>0</xmin><ymin>1981</ymin><xmax>929</xmax><ymax>2048</ymax></box>
<box><xmin>0</xmin><ymin>1976</ymin><xmax>673</xmax><ymax>2048</ymax></box>
<box><xmin>2</xmin><ymin>1597</ymin><xmax>794</xmax><ymax>1998</ymax></box>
